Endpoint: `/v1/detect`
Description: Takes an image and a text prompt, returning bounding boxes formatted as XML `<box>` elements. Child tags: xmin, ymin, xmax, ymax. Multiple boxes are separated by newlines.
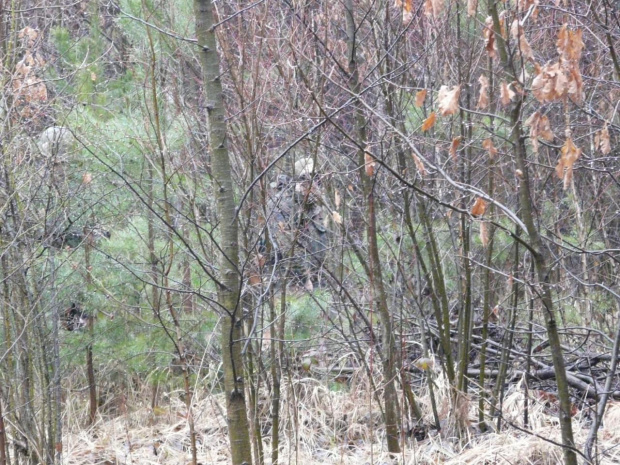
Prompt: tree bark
<box><xmin>344</xmin><ymin>0</ymin><xmax>401</xmax><ymax>455</ymax></box>
<box><xmin>194</xmin><ymin>1</ymin><xmax>253</xmax><ymax>464</ymax></box>
<box><xmin>487</xmin><ymin>2</ymin><xmax>578</xmax><ymax>460</ymax></box>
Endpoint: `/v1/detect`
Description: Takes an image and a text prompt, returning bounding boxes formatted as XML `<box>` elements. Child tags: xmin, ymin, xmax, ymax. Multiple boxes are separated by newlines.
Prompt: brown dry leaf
<box><xmin>12</xmin><ymin>48</ymin><xmax>48</xmax><ymax>116</ymax></box>
<box><xmin>449</xmin><ymin>137</ymin><xmax>461</xmax><ymax>161</ymax></box>
<box><xmin>401</xmin><ymin>0</ymin><xmax>414</xmax><ymax>23</ymax></box>
<box><xmin>483</xmin><ymin>17</ymin><xmax>498</xmax><ymax>59</ymax></box>
<box><xmin>524</xmin><ymin>111</ymin><xmax>554</xmax><ymax>152</ymax></box>
<box><xmin>249</xmin><ymin>274</ymin><xmax>262</xmax><ymax>286</ymax></box>
<box><xmin>596</xmin><ymin>125</ymin><xmax>611</xmax><ymax>155</ymax></box>
<box><xmin>557</xmin><ymin>25</ymin><xmax>584</xmax><ymax>62</ymax></box>
<box><xmin>421</xmin><ymin>111</ymin><xmax>437</xmax><ymax>131</ymax></box>
<box><xmin>332</xmin><ymin>211</ymin><xmax>343</xmax><ymax>225</ymax></box>
<box><xmin>424</xmin><ymin>0</ymin><xmax>444</xmax><ymax>18</ymax></box>
<box><xmin>555</xmin><ymin>25</ymin><xmax>584</xmax><ymax>103</ymax></box>
<box><xmin>18</xmin><ymin>26</ymin><xmax>39</xmax><ymax>48</ymax></box>
<box><xmin>517</xmin><ymin>0</ymin><xmax>538</xmax><ymax>13</ymax></box>
<box><xmin>467</xmin><ymin>0</ymin><xmax>478</xmax><ymax>16</ymax></box>
<box><xmin>437</xmin><ymin>85</ymin><xmax>460</xmax><ymax>116</ymax></box>
<box><xmin>480</xmin><ymin>222</ymin><xmax>489</xmax><ymax>247</ymax></box>
<box><xmin>510</xmin><ymin>20</ymin><xmax>534</xmax><ymax>61</ymax></box>
<box><xmin>412</xmin><ymin>152</ymin><xmax>427</xmax><ymax>176</ymax></box>
<box><xmin>477</xmin><ymin>74</ymin><xmax>489</xmax><ymax>109</ymax></box>
<box><xmin>500</xmin><ymin>81</ymin><xmax>515</xmax><ymax>106</ymax></box>
<box><xmin>532</xmin><ymin>61</ymin><xmax>568</xmax><ymax>103</ymax></box>
<box><xmin>482</xmin><ymin>138</ymin><xmax>498</xmax><ymax>158</ymax></box>
<box><xmin>364</xmin><ymin>151</ymin><xmax>376</xmax><ymax>177</ymax></box>
<box><xmin>415</xmin><ymin>89</ymin><xmax>427</xmax><ymax>107</ymax></box>
<box><xmin>556</xmin><ymin>138</ymin><xmax>581</xmax><ymax>190</ymax></box>
<box><xmin>498</xmin><ymin>11</ymin><xmax>507</xmax><ymax>39</ymax></box>
<box><xmin>471</xmin><ymin>197</ymin><xmax>488</xmax><ymax>217</ymax></box>
<box><xmin>567</xmin><ymin>66</ymin><xmax>583</xmax><ymax>103</ymax></box>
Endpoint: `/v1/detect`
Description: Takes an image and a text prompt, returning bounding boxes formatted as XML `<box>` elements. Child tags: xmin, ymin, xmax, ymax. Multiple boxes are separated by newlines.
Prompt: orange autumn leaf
<box><xmin>415</xmin><ymin>89</ymin><xmax>427</xmax><ymax>107</ymax></box>
<box><xmin>532</xmin><ymin>62</ymin><xmax>568</xmax><ymax>103</ymax></box>
<box><xmin>449</xmin><ymin>137</ymin><xmax>461</xmax><ymax>161</ymax></box>
<box><xmin>500</xmin><ymin>81</ymin><xmax>515</xmax><ymax>106</ymax></box>
<box><xmin>482</xmin><ymin>138</ymin><xmax>498</xmax><ymax>158</ymax></box>
<box><xmin>480</xmin><ymin>221</ymin><xmax>489</xmax><ymax>247</ymax></box>
<box><xmin>557</xmin><ymin>25</ymin><xmax>584</xmax><ymax>62</ymax></box>
<box><xmin>510</xmin><ymin>20</ymin><xmax>534</xmax><ymax>61</ymax></box>
<box><xmin>477</xmin><ymin>75</ymin><xmax>489</xmax><ymax>109</ymax></box>
<box><xmin>567</xmin><ymin>66</ymin><xmax>584</xmax><ymax>103</ymax></box>
<box><xmin>249</xmin><ymin>273</ymin><xmax>262</xmax><ymax>286</ymax></box>
<box><xmin>556</xmin><ymin>138</ymin><xmax>581</xmax><ymax>190</ymax></box>
<box><xmin>595</xmin><ymin>124</ymin><xmax>611</xmax><ymax>155</ymax></box>
<box><xmin>524</xmin><ymin>111</ymin><xmax>554</xmax><ymax>153</ymax></box>
<box><xmin>424</xmin><ymin>0</ymin><xmax>444</xmax><ymax>18</ymax></box>
<box><xmin>412</xmin><ymin>152</ymin><xmax>427</xmax><ymax>176</ymax></box>
<box><xmin>421</xmin><ymin>111</ymin><xmax>437</xmax><ymax>131</ymax></box>
<box><xmin>364</xmin><ymin>151</ymin><xmax>376</xmax><ymax>177</ymax></box>
<box><xmin>483</xmin><ymin>16</ymin><xmax>498</xmax><ymax>59</ymax></box>
<box><xmin>471</xmin><ymin>197</ymin><xmax>488</xmax><ymax>217</ymax></box>
<box><xmin>403</xmin><ymin>0</ymin><xmax>414</xmax><ymax>23</ymax></box>
<box><xmin>517</xmin><ymin>0</ymin><xmax>538</xmax><ymax>16</ymax></box>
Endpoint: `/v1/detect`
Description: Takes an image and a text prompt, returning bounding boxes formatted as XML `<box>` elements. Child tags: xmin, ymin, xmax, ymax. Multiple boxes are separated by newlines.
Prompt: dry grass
<box><xmin>63</xmin><ymin>369</ymin><xmax>620</xmax><ymax>465</ymax></box>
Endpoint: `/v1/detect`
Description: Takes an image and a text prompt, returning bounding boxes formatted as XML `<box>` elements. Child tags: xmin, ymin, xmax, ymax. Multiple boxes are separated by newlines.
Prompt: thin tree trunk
<box><xmin>0</xmin><ymin>388</ymin><xmax>7</xmax><ymax>465</ymax></box>
<box><xmin>584</xmin><ymin>294</ymin><xmax>620</xmax><ymax>462</ymax></box>
<box><xmin>344</xmin><ymin>0</ymin><xmax>401</xmax><ymax>454</ymax></box>
<box><xmin>487</xmin><ymin>2</ymin><xmax>577</xmax><ymax>460</ymax></box>
<box><xmin>511</xmin><ymin>101</ymin><xmax>577</xmax><ymax>464</ymax></box>
<box><xmin>84</xmin><ymin>229</ymin><xmax>97</xmax><ymax>426</ymax></box>
<box><xmin>48</xmin><ymin>250</ymin><xmax>63</xmax><ymax>463</ymax></box>
<box><xmin>194</xmin><ymin>1</ymin><xmax>253</xmax><ymax>463</ymax></box>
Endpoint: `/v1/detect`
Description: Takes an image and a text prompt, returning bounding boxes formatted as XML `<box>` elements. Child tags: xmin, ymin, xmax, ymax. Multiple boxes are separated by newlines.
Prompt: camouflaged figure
<box><xmin>266</xmin><ymin>165</ymin><xmax>328</xmax><ymax>284</ymax></box>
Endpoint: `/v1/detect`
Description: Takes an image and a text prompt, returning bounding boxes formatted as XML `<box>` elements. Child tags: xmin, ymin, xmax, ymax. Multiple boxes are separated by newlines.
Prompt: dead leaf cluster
<box><xmin>477</xmin><ymin>75</ymin><xmax>489</xmax><ymax>109</ymax></box>
<box><xmin>364</xmin><ymin>150</ymin><xmax>376</xmax><ymax>177</ymax></box>
<box><xmin>557</xmin><ymin>24</ymin><xmax>584</xmax><ymax>62</ymax></box>
<box><xmin>483</xmin><ymin>16</ymin><xmax>498</xmax><ymax>59</ymax></box>
<box><xmin>524</xmin><ymin>111</ymin><xmax>554</xmax><ymax>153</ymax></box>
<box><xmin>595</xmin><ymin>125</ymin><xmax>611</xmax><ymax>155</ymax></box>
<box><xmin>482</xmin><ymin>138</ymin><xmax>498</xmax><ymax>158</ymax></box>
<box><xmin>510</xmin><ymin>19</ymin><xmax>534</xmax><ymax>61</ymax></box>
<box><xmin>424</xmin><ymin>0</ymin><xmax>444</xmax><ymax>18</ymax></box>
<box><xmin>395</xmin><ymin>0</ymin><xmax>414</xmax><ymax>24</ymax></box>
<box><xmin>556</xmin><ymin>137</ymin><xmax>581</xmax><ymax>190</ymax></box>
<box><xmin>12</xmin><ymin>27</ymin><xmax>48</xmax><ymax>119</ymax></box>
<box><xmin>500</xmin><ymin>81</ymin><xmax>516</xmax><ymax>106</ymax></box>
<box><xmin>532</xmin><ymin>26</ymin><xmax>584</xmax><ymax>103</ymax></box>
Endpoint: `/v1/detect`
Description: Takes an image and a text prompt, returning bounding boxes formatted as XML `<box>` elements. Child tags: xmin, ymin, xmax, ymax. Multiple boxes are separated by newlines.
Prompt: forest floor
<box><xmin>62</xmin><ymin>371</ymin><xmax>620</xmax><ymax>465</ymax></box>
